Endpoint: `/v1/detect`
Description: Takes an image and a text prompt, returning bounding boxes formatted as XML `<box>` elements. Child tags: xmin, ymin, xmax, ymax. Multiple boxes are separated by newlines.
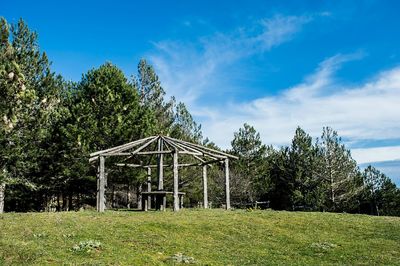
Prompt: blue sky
<box><xmin>3</xmin><ymin>0</ymin><xmax>400</xmax><ymax>184</ymax></box>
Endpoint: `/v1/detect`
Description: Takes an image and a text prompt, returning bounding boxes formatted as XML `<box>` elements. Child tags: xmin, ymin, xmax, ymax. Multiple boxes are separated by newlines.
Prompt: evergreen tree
<box><xmin>316</xmin><ymin>127</ymin><xmax>362</xmax><ymax>211</ymax></box>
<box><xmin>170</xmin><ymin>102</ymin><xmax>202</xmax><ymax>142</ymax></box>
<box><xmin>1</xmin><ymin>17</ymin><xmax>65</xmax><ymax>212</ymax></box>
<box><xmin>362</xmin><ymin>166</ymin><xmax>400</xmax><ymax>216</ymax></box>
<box><xmin>62</xmin><ymin>63</ymin><xmax>154</xmax><ymax>205</ymax></box>
<box><xmin>288</xmin><ymin>127</ymin><xmax>323</xmax><ymax>210</ymax></box>
<box><xmin>136</xmin><ymin>59</ymin><xmax>174</xmax><ymax>134</ymax></box>
<box><xmin>268</xmin><ymin>147</ymin><xmax>293</xmax><ymax>210</ymax></box>
<box><xmin>230</xmin><ymin>123</ymin><xmax>268</xmax><ymax>204</ymax></box>
<box><xmin>0</xmin><ymin>18</ymin><xmax>38</xmax><ymax>212</ymax></box>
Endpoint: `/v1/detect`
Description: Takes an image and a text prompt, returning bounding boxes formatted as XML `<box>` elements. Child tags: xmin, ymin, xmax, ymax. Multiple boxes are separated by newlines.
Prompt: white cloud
<box><xmin>148</xmin><ymin>14</ymin><xmax>312</xmax><ymax>104</ymax></box>
<box><xmin>352</xmin><ymin>146</ymin><xmax>400</xmax><ymax>164</ymax></box>
<box><xmin>147</xmin><ymin>14</ymin><xmax>400</xmax><ymax>165</ymax></box>
<box><xmin>200</xmin><ymin>56</ymin><xmax>400</xmax><ymax>160</ymax></box>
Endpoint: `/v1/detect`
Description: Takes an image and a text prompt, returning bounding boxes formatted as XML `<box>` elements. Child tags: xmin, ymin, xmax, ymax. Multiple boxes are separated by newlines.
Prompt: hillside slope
<box><xmin>0</xmin><ymin>209</ymin><xmax>399</xmax><ymax>265</ymax></box>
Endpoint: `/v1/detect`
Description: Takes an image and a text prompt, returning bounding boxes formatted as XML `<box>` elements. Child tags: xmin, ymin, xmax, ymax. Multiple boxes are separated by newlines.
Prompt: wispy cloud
<box><xmin>148</xmin><ymin>14</ymin><xmax>312</xmax><ymax>104</ymax></box>
<box><xmin>352</xmin><ymin>146</ymin><xmax>400</xmax><ymax>164</ymax></box>
<box><xmin>200</xmin><ymin>55</ymin><xmax>400</xmax><ymax>164</ymax></box>
<box><xmin>147</xmin><ymin>13</ymin><xmax>400</xmax><ymax>167</ymax></box>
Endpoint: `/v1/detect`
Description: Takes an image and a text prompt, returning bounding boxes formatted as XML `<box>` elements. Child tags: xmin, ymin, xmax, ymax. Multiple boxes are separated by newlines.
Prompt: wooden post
<box><xmin>163</xmin><ymin>195</ymin><xmax>167</xmax><ymax>211</ymax></box>
<box><xmin>97</xmin><ymin>156</ymin><xmax>106</xmax><ymax>212</ymax></box>
<box><xmin>127</xmin><ymin>183</ymin><xmax>131</xmax><ymax>208</ymax></box>
<box><xmin>147</xmin><ymin>167</ymin><xmax>152</xmax><ymax>209</ymax></box>
<box><xmin>143</xmin><ymin>196</ymin><xmax>148</xmax><ymax>211</ymax></box>
<box><xmin>137</xmin><ymin>184</ymin><xmax>142</xmax><ymax>209</ymax></box>
<box><xmin>180</xmin><ymin>194</ymin><xmax>184</xmax><ymax>209</ymax></box>
<box><xmin>0</xmin><ymin>182</ymin><xmax>5</xmax><ymax>213</ymax></box>
<box><xmin>224</xmin><ymin>158</ymin><xmax>231</xmax><ymax>210</ymax></box>
<box><xmin>173</xmin><ymin>149</ymin><xmax>179</xmax><ymax>211</ymax></box>
<box><xmin>203</xmin><ymin>165</ymin><xmax>208</xmax><ymax>209</ymax></box>
<box><xmin>157</xmin><ymin>138</ymin><xmax>164</xmax><ymax>190</ymax></box>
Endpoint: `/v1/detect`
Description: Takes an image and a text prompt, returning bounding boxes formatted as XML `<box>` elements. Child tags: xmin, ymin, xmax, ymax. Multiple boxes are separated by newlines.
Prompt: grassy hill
<box><xmin>0</xmin><ymin>209</ymin><xmax>399</xmax><ymax>265</ymax></box>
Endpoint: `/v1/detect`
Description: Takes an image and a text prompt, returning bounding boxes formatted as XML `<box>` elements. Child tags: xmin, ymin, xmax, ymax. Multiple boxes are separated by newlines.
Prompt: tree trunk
<box><xmin>68</xmin><ymin>193</ymin><xmax>73</xmax><ymax>211</ymax></box>
<box><xmin>137</xmin><ymin>184</ymin><xmax>142</xmax><ymax>209</ymax></box>
<box><xmin>57</xmin><ymin>194</ymin><xmax>61</xmax><ymax>211</ymax></box>
<box><xmin>127</xmin><ymin>183</ymin><xmax>132</xmax><ymax>209</ymax></box>
<box><xmin>62</xmin><ymin>192</ymin><xmax>67</xmax><ymax>211</ymax></box>
<box><xmin>0</xmin><ymin>182</ymin><xmax>5</xmax><ymax>213</ymax></box>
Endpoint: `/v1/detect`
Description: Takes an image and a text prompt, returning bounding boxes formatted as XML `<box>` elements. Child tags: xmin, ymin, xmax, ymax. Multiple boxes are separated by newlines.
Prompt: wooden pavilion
<box><xmin>89</xmin><ymin>135</ymin><xmax>238</xmax><ymax>212</ymax></box>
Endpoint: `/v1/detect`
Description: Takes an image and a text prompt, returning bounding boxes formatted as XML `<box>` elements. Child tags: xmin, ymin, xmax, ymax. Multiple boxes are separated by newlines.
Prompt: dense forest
<box><xmin>1</xmin><ymin>18</ymin><xmax>399</xmax><ymax>216</ymax></box>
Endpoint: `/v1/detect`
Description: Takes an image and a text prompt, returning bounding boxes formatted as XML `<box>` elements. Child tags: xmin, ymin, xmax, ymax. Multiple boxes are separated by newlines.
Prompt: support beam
<box><xmin>90</xmin><ymin>136</ymin><xmax>155</xmax><ymax>157</ymax></box>
<box><xmin>180</xmin><ymin>194</ymin><xmax>184</xmax><ymax>209</ymax></box>
<box><xmin>173</xmin><ymin>149</ymin><xmax>179</xmax><ymax>211</ymax></box>
<box><xmin>166</xmin><ymin>136</ymin><xmax>239</xmax><ymax>159</ymax></box>
<box><xmin>97</xmin><ymin>156</ymin><xmax>106</xmax><ymax>212</ymax></box>
<box><xmin>203</xmin><ymin>165</ymin><xmax>208</xmax><ymax>209</ymax></box>
<box><xmin>0</xmin><ymin>182</ymin><xmax>5</xmax><ymax>213</ymax></box>
<box><xmin>147</xmin><ymin>167</ymin><xmax>152</xmax><ymax>209</ymax></box>
<box><xmin>164</xmin><ymin>136</ymin><xmax>222</xmax><ymax>160</ymax></box>
<box><xmin>224</xmin><ymin>158</ymin><xmax>231</xmax><ymax>210</ymax></box>
<box><xmin>157</xmin><ymin>138</ymin><xmax>164</xmax><ymax>191</ymax></box>
<box><xmin>137</xmin><ymin>184</ymin><xmax>142</xmax><ymax>209</ymax></box>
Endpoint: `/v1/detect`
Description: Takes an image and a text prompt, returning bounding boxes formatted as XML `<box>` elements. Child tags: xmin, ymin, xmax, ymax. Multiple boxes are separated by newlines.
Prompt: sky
<box><xmin>3</xmin><ymin>0</ymin><xmax>400</xmax><ymax>185</ymax></box>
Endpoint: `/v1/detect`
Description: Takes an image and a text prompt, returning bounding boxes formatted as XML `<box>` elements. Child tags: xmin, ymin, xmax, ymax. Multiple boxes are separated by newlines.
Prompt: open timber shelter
<box><xmin>89</xmin><ymin>135</ymin><xmax>238</xmax><ymax>212</ymax></box>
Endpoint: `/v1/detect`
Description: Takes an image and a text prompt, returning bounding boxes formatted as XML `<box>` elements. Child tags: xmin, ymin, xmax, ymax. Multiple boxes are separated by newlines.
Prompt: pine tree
<box><xmin>362</xmin><ymin>165</ymin><xmax>400</xmax><ymax>216</ymax></box>
<box><xmin>316</xmin><ymin>127</ymin><xmax>362</xmax><ymax>211</ymax></box>
<box><xmin>288</xmin><ymin>127</ymin><xmax>322</xmax><ymax>210</ymax></box>
<box><xmin>136</xmin><ymin>59</ymin><xmax>174</xmax><ymax>134</ymax></box>
<box><xmin>0</xmin><ymin>18</ymin><xmax>38</xmax><ymax>212</ymax></box>
<box><xmin>231</xmin><ymin>123</ymin><xmax>268</xmax><ymax>204</ymax></box>
<box><xmin>171</xmin><ymin>102</ymin><xmax>202</xmax><ymax>142</ymax></box>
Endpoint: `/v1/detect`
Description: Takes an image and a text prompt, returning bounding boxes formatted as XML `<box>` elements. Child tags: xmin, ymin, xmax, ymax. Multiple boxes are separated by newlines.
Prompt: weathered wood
<box><xmin>178</xmin><ymin>151</ymin><xmax>203</xmax><ymax>156</ymax></box>
<box><xmin>90</xmin><ymin>135</ymin><xmax>237</xmax><ymax>212</ymax></box>
<box><xmin>137</xmin><ymin>183</ymin><xmax>142</xmax><ymax>209</ymax></box>
<box><xmin>203</xmin><ymin>165</ymin><xmax>208</xmax><ymax>209</ymax></box>
<box><xmin>147</xmin><ymin>167</ymin><xmax>152</xmax><ymax>209</ymax></box>
<box><xmin>157</xmin><ymin>138</ymin><xmax>164</xmax><ymax>190</ymax></box>
<box><xmin>162</xmin><ymin>195</ymin><xmax>167</xmax><ymax>212</ymax></box>
<box><xmin>224</xmin><ymin>158</ymin><xmax>231</xmax><ymax>210</ymax></box>
<box><xmin>164</xmin><ymin>136</ymin><xmax>201</xmax><ymax>154</ymax></box>
<box><xmin>115</xmin><ymin>163</ymin><xmax>143</xmax><ymax>167</ymax></box>
<box><xmin>141</xmin><ymin>191</ymin><xmax>185</xmax><ymax>195</ymax></box>
<box><xmin>180</xmin><ymin>194</ymin><xmax>184</xmax><ymax>209</ymax></box>
<box><xmin>138</xmin><ymin>150</ymin><xmax>172</xmax><ymax>155</ymax></box>
<box><xmin>127</xmin><ymin>183</ymin><xmax>132</xmax><ymax>208</ymax></box>
<box><xmin>90</xmin><ymin>136</ymin><xmax>156</xmax><ymax>157</ymax></box>
<box><xmin>143</xmin><ymin>196</ymin><xmax>148</xmax><ymax>211</ymax></box>
<box><xmin>161</xmin><ymin>136</ymin><xmax>181</xmax><ymax>151</ymax></box>
<box><xmin>165</xmin><ymin>137</ymin><xmax>223</xmax><ymax>160</ymax></box>
<box><xmin>166</xmin><ymin>136</ymin><xmax>239</xmax><ymax>159</ymax></box>
<box><xmin>116</xmin><ymin>162</ymin><xmax>211</xmax><ymax>168</ymax></box>
<box><xmin>173</xmin><ymin>150</ymin><xmax>179</xmax><ymax>211</ymax></box>
<box><xmin>102</xmin><ymin>137</ymin><xmax>160</xmax><ymax>157</ymax></box>
<box><xmin>0</xmin><ymin>182</ymin><xmax>5</xmax><ymax>213</ymax></box>
<box><xmin>106</xmin><ymin>151</ymin><xmax>172</xmax><ymax>156</ymax></box>
<box><xmin>97</xmin><ymin>156</ymin><xmax>106</xmax><ymax>212</ymax></box>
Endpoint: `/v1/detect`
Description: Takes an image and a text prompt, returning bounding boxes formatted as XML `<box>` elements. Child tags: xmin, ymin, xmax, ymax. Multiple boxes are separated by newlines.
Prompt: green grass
<box><xmin>0</xmin><ymin>209</ymin><xmax>399</xmax><ymax>265</ymax></box>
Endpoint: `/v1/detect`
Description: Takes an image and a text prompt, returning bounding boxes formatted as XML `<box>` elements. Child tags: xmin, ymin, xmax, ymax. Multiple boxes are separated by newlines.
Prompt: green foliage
<box><xmin>136</xmin><ymin>58</ymin><xmax>174</xmax><ymax>134</ymax></box>
<box><xmin>316</xmin><ymin>127</ymin><xmax>362</xmax><ymax>211</ymax></box>
<box><xmin>72</xmin><ymin>240</ymin><xmax>102</xmax><ymax>253</ymax></box>
<box><xmin>231</xmin><ymin>123</ymin><xmax>268</xmax><ymax>204</ymax></box>
<box><xmin>1</xmin><ymin>17</ymin><xmax>399</xmax><ymax>217</ymax></box>
<box><xmin>0</xmin><ymin>17</ymin><xmax>64</xmax><ymax>213</ymax></box>
<box><xmin>361</xmin><ymin>166</ymin><xmax>400</xmax><ymax>216</ymax></box>
<box><xmin>171</xmin><ymin>102</ymin><xmax>202</xmax><ymax>142</ymax></box>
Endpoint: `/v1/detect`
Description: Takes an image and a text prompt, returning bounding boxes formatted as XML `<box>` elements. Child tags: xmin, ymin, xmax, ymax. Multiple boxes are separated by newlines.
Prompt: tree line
<box><xmin>0</xmin><ymin>18</ymin><xmax>399</xmax><ymax>216</ymax></box>
<box><xmin>229</xmin><ymin>124</ymin><xmax>400</xmax><ymax>216</ymax></box>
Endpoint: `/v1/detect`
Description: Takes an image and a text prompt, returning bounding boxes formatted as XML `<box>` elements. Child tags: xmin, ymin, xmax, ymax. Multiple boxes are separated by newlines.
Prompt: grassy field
<box><xmin>0</xmin><ymin>209</ymin><xmax>399</xmax><ymax>265</ymax></box>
